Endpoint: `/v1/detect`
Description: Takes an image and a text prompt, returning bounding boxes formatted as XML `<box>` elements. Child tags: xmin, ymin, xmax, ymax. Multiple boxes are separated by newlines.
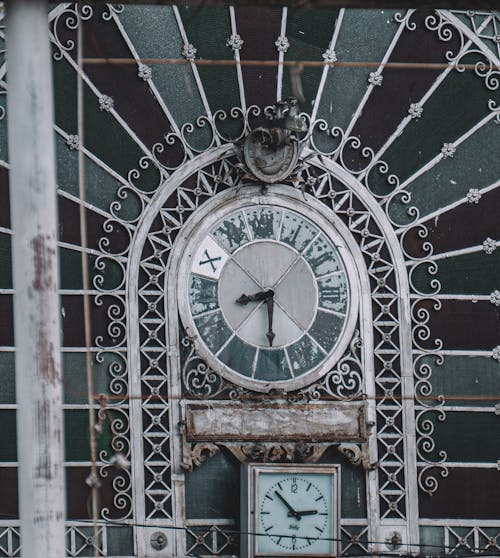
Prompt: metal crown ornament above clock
<box><xmin>242</xmin><ymin>98</ymin><xmax>308</xmax><ymax>183</ymax></box>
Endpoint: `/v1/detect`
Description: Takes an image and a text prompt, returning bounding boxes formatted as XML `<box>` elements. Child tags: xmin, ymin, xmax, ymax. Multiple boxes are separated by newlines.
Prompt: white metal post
<box><xmin>6</xmin><ymin>1</ymin><xmax>66</xmax><ymax>557</ymax></box>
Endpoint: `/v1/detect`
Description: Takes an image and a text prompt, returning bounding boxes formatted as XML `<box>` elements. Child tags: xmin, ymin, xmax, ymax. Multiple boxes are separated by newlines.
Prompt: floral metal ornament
<box><xmin>138</xmin><ymin>63</ymin><xmax>152</xmax><ymax>81</ymax></box>
<box><xmin>492</xmin><ymin>346</ymin><xmax>500</xmax><ymax>362</ymax></box>
<box><xmin>489</xmin><ymin>290</ymin><xmax>500</xmax><ymax>306</ymax></box>
<box><xmin>368</xmin><ymin>72</ymin><xmax>383</xmax><ymax>86</ymax></box>
<box><xmin>408</xmin><ymin>103</ymin><xmax>423</xmax><ymax>119</ymax></box>
<box><xmin>182</xmin><ymin>43</ymin><xmax>197</xmax><ymax>61</ymax></box>
<box><xmin>226</xmin><ymin>34</ymin><xmax>243</xmax><ymax>51</ymax></box>
<box><xmin>441</xmin><ymin>143</ymin><xmax>456</xmax><ymax>158</ymax></box>
<box><xmin>275</xmin><ymin>35</ymin><xmax>290</xmax><ymax>53</ymax></box>
<box><xmin>483</xmin><ymin>237</ymin><xmax>497</xmax><ymax>254</ymax></box>
<box><xmin>322</xmin><ymin>47</ymin><xmax>337</xmax><ymax>63</ymax></box>
<box><xmin>466</xmin><ymin>188</ymin><xmax>482</xmax><ymax>204</ymax></box>
<box><xmin>98</xmin><ymin>95</ymin><xmax>114</xmax><ymax>112</ymax></box>
<box><xmin>66</xmin><ymin>134</ymin><xmax>79</xmax><ymax>150</ymax></box>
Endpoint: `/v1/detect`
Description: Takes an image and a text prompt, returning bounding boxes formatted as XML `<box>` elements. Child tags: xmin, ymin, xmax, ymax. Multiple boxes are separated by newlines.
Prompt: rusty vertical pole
<box><xmin>6</xmin><ymin>1</ymin><xmax>66</xmax><ymax>557</ymax></box>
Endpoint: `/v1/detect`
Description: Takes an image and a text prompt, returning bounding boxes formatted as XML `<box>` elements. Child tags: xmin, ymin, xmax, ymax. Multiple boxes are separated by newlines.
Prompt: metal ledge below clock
<box><xmin>241</xmin><ymin>463</ymin><xmax>340</xmax><ymax>558</ymax></box>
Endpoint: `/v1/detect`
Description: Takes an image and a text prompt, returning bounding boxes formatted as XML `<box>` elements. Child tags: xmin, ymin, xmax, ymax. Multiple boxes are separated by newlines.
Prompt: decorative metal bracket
<box><xmin>241</xmin><ymin>98</ymin><xmax>308</xmax><ymax>183</ymax></box>
<box><xmin>338</xmin><ymin>443</ymin><xmax>378</xmax><ymax>470</ymax></box>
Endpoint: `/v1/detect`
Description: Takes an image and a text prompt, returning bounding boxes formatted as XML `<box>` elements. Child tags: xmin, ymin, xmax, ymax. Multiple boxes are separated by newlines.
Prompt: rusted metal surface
<box><xmin>6</xmin><ymin>0</ymin><xmax>65</xmax><ymax>556</ymax></box>
<box><xmin>182</xmin><ymin>400</ymin><xmax>367</xmax><ymax>442</ymax></box>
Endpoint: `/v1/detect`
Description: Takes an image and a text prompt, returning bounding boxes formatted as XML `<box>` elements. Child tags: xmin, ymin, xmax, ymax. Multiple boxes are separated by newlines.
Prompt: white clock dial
<box><xmin>256</xmin><ymin>472</ymin><xmax>335</xmax><ymax>556</ymax></box>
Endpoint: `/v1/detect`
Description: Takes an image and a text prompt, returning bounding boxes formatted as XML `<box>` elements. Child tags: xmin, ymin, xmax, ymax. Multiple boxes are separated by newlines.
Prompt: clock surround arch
<box><xmin>122</xmin><ymin>143</ymin><xmax>418</xmax><ymax>555</ymax></box>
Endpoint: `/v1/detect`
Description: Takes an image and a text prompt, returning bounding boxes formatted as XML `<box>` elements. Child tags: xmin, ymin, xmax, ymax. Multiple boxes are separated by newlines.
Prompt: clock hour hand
<box><xmin>274</xmin><ymin>491</ymin><xmax>301</xmax><ymax>520</ymax></box>
<box><xmin>236</xmin><ymin>289</ymin><xmax>274</xmax><ymax>305</ymax></box>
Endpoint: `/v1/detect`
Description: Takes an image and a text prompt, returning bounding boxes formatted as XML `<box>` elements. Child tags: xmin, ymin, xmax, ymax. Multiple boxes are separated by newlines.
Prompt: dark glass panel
<box><xmin>352</xmin><ymin>11</ymin><xmax>461</xmax><ymax>154</ymax></box>
<box><xmin>61</xmin><ymin>295</ymin><xmax>85</xmax><ymax>347</ymax></box>
<box><xmin>0</xmin><ymin>410</ymin><xmax>16</xmax><ymax>461</ymax></box>
<box><xmin>59</xmin><ymin>247</ymin><xmax>83</xmax><ymax>290</ymax></box>
<box><xmin>106</xmin><ymin>526</ymin><xmax>134</xmax><ymax>556</ymax></box>
<box><xmin>58</xmin><ymin>196</ymin><xmax>81</xmax><ymax>246</ymax></box>
<box><xmin>425</xmin><ymin>299</ymin><xmax>500</xmax><ymax>350</ymax></box>
<box><xmin>309</xmin><ymin>310</ymin><xmax>343</xmax><ymax>352</ymax></box>
<box><xmin>55</xmin><ymin>133</ymin><xmax>79</xmax><ymax>198</ymax></box>
<box><xmin>63</xmin><ymin>352</ymin><xmax>115</xmax><ymax>405</ymax></box>
<box><xmin>64</xmin><ymin>410</ymin><xmax>91</xmax><ymax>461</ymax></box>
<box><xmin>235</xmin><ymin>6</ymin><xmax>283</xmax><ymax>108</ymax></box>
<box><xmin>185</xmin><ymin>450</ymin><xmax>239</xmax><ymax>519</ymax></box>
<box><xmin>411</xmin><ymin>186</ymin><xmax>500</xmax><ymax>256</ymax></box>
<box><xmin>0</xmin><ymin>232</ymin><xmax>12</xmax><ymax>288</ymax></box>
<box><xmin>286</xmin><ymin>335</ymin><xmax>323</xmax><ymax>376</ymax></box>
<box><xmin>0</xmin><ymin>468</ymin><xmax>18</xmax><ymax>518</ymax></box>
<box><xmin>195</xmin><ymin>311</ymin><xmax>232</xmax><ymax>353</ymax></box>
<box><xmin>382</xmin><ymin>51</ymin><xmax>498</xmax><ymax>183</ymax></box>
<box><xmin>0</xmin><ymin>166</ymin><xmax>9</xmax><ymax>229</ymax></box>
<box><xmin>0</xmin><ymin>295</ymin><xmax>13</xmax><ymax>346</ymax></box>
<box><xmin>255</xmin><ymin>348</ymin><xmax>291</xmax><ymax>381</ymax></box>
<box><xmin>0</xmin><ymin>352</ymin><xmax>15</xmax><ymax>404</ymax></box>
<box><xmin>218</xmin><ymin>336</ymin><xmax>256</xmax><ymax>378</ymax></box>
<box><xmin>418</xmin><ymin>355</ymin><xmax>499</xmax><ymax>407</ymax></box>
<box><xmin>66</xmin><ymin>467</ymin><xmax>92</xmax><ymax>519</ymax></box>
<box><xmin>52</xmin><ymin>54</ymin><xmax>77</xmax><ymax>133</ymax></box>
<box><xmin>419</xmin><ymin>468</ymin><xmax>500</xmax><ymax>519</ymax></box>
<box><xmin>412</xmin><ymin>250</ymin><xmax>500</xmax><ymax>296</ymax></box>
<box><xmin>424</xmin><ymin>411</ymin><xmax>500</xmax><ymax>462</ymax></box>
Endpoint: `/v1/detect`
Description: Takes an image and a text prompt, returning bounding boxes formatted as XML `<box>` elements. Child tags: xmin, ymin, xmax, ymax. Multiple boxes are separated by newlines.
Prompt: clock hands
<box><xmin>291</xmin><ymin>509</ymin><xmax>319</xmax><ymax>518</ymax></box>
<box><xmin>236</xmin><ymin>290</ymin><xmax>276</xmax><ymax>347</ymax></box>
<box><xmin>274</xmin><ymin>491</ymin><xmax>301</xmax><ymax>520</ymax></box>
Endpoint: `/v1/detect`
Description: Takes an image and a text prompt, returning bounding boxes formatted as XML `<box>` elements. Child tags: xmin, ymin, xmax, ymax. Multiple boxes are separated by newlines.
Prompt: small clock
<box><xmin>241</xmin><ymin>464</ymin><xmax>339</xmax><ymax>557</ymax></box>
<box><xmin>176</xmin><ymin>192</ymin><xmax>358</xmax><ymax>392</ymax></box>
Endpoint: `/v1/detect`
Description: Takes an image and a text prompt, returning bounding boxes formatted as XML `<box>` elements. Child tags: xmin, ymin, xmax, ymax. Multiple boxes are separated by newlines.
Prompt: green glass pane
<box><xmin>309</xmin><ymin>310</ymin><xmax>343</xmax><ymax>352</ymax></box>
<box><xmin>106</xmin><ymin>526</ymin><xmax>134</xmax><ymax>556</ymax></box>
<box><xmin>407</xmin><ymin>119</ymin><xmax>500</xmax><ymax>217</ymax></box>
<box><xmin>419</xmin><ymin>526</ymin><xmax>444</xmax><ymax>556</ymax></box>
<box><xmin>254</xmin><ymin>348</ymin><xmax>291</xmax><ymax>381</ymax></box>
<box><xmin>189</xmin><ymin>275</ymin><xmax>219</xmax><ymax>316</ymax></box>
<box><xmin>55</xmin><ymin>133</ymin><xmax>79</xmax><ymax>197</ymax></box>
<box><xmin>286</xmin><ymin>335</ymin><xmax>324</xmax><ymax>376</ymax></box>
<box><xmin>418</xmin><ymin>354</ymin><xmax>500</xmax><ymax>407</ymax></box>
<box><xmin>52</xmin><ymin>54</ymin><xmax>77</xmax><ymax>133</ymax></box>
<box><xmin>0</xmin><ymin>352</ymin><xmax>15</xmax><ymax>404</ymax></box>
<box><xmin>316</xmin><ymin>10</ymin><xmax>399</xmax><ymax>130</ymax></box>
<box><xmin>218</xmin><ymin>336</ymin><xmax>255</xmax><ymax>377</ymax></box>
<box><xmin>63</xmin><ymin>352</ymin><xmax>114</xmax><ymax>405</ymax></box>
<box><xmin>383</xmin><ymin>54</ymin><xmax>499</xmax><ymax>183</ymax></box>
<box><xmin>64</xmin><ymin>410</ymin><xmax>91</xmax><ymax>461</ymax></box>
<box><xmin>195</xmin><ymin>311</ymin><xmax>232</xmax><ymax>353</ymax></box>
<box><xmin>303</xmin><ymin>234</ymin><xmax>341</xmax><ymax>276</ymax></box>
<box><xmin>83</xmin><ymin>82</ymin><xmax>143</xmax><ymax>180</ymax></box>
<box><xmin>211</xmin><ymin>212</ymin><xmax>249</xmax><ymax>254</ymax></box>
<box><xmin>245</xmin><ymin>207</ymin><xmax>282</xmax><ymax>240</ymax></box>
<box><xmin>317</xmin><ymin>274</ymin><xmax>348</xmax><ymax>313</ymax></box>
<box><xmin>412</xmin><ymin>250</ymin><xmax>500</xmax><ymax>295</ymax></box>
<box><xmin>0</xmin><ymin>410</ymin><xmax>17</xmax><ymax>460</ymax></box>
<box><xmin>279</xmin><ymin>212</ymin><xmax>319</xmax><ymax>252</ymax></box>
<box><xmin>0</xmin><ymin>232</ymin><xmax>12</xmax><ymax>289</ymax></box>
<box><xmin>423</xmin><ymin>411</ymin><xmax>500</xmax><ymax>462</ymax></box>
<box><xmin>59</xmin><ymin>247</ymin><xmax>83</xmax><ymax>290</ymax></box>
<box><xmin>185</xmin><ymin>450</ymin><xmax>239</xmax><ymax>519</ymax></box>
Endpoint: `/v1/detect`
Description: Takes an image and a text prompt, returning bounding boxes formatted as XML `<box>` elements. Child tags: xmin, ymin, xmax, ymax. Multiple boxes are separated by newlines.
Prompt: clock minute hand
<box><xmin>265</xmin><ymin>296</ymin><xmax>275</xmax><ymax>347</ymax></box>
<box><xmin>293</xmin><ymin>509</ymin><xmax>319</xmax><ymax>517</ymax></box>
<box><xmin>274</xmin><ymin>491</ymin><xmax>301</xmax><ymax>520</ymax></box>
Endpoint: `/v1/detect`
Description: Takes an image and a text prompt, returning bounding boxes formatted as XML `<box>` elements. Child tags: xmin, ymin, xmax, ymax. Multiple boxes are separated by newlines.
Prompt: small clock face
<box><xmin>179</xmin><ymin>201</ymin><xmax>357</xmax><ymax>391</ymax></box>
<box><xmin>256</xmin><ymin>471</ymin><xmax>335</xmax><ymax>556</ymax></box>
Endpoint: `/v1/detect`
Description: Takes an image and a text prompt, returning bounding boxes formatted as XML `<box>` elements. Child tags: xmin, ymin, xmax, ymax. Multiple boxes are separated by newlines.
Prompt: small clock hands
<box><xmin>293</xmin><ymin>509</ymin><xmax>319</xmax><ymax>518</ymax></box>
<box><xmin>236</xmin><ymin>289</ymin><xmax>276</xmax><ymax>347</ymax></box>
<box><xmin>274</xmin><ymin>491</ymin><xmax>301</xmax><ymax>520</ymax></box>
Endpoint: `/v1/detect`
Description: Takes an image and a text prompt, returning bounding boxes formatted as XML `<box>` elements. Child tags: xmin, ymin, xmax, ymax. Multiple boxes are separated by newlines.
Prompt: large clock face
<box><xmin>255</xmin><ymin>470</ymin><xmax>335</xmax><ymax>556</ymax></box>
<box><xmin>178</xmin><ymin>199</ymin><xmax>358</xmax><ymax>391</ymax></box>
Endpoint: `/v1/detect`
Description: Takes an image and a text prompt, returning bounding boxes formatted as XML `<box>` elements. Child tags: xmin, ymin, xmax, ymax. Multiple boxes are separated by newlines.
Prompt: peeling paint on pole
<box><xmin>6</xmin><ymin>1</ymin><xmax>66</xmax><ymax>557</ymax></box>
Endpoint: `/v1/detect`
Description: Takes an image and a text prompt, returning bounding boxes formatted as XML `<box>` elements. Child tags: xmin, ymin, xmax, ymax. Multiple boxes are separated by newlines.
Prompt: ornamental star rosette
<box><xmin>492</xmin><ymin>346</ymin><xmax>500</xmax><ymax>362</ymax></box>
<box><xmin>489</xmin><ymin>290</ymin><xmax>500</xmax><ymax>306</ymax></box>
<box><xmin>227</xmin><ymin>34</ymin><xmax>244</xmax><ymax>51</ymax></box>
<box><xmin>66</xmin><ymin>134</ymin><xmax>79</xmax><ymax>150</ymax></box>
<box><xmin>275</xmin><ymin>35</ymin><xmax>290</xmax><ymax>53</ymax></box>
<box><xmin>138</xmin><ymin>63</ymin><xmax>152</xmax><ymax>81</ymax></box>
<box><xmin>408</xmin><ymin>103</ymin><xmax>423</xmax><ymax>119</ymax></box>
<box><xmin>98</xmin><ymin>95</ymin><xmax>114</xmax><ymax>112</ymax></box>
<box><xmin>466</xmin><ymin>188</ymin><xmax>482</xmax><ymax>204</ymax></box>
<box><xmin>482</xmin><ymin>237</ymin><xmax>497</xmax><ymax>254</ymax></box>
<box><xmin>322</xmin><ymin>47</ymin><xmax>337</xmax><ymax>63</ymax></box>
<box><xmin>368</xmin><ymin>72</ymin><xmax>383</xmax><ymax>86</ymax></box>
<box><xmin>441</xmin><ymin>143</ymin><xmax>456</xmax><ymax>158</ymax></box>
<box><xmin>182</xmin><ymin>43</ymin><xmax>197</xmax><ymax>60</ymax></box>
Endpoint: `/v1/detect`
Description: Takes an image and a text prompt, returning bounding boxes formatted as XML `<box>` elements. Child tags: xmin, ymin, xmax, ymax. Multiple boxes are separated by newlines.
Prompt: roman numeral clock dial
<box><xmin>178</xmin><ymin>199</ymin><xmax>358</xmax><ymax>393</ymax></box>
